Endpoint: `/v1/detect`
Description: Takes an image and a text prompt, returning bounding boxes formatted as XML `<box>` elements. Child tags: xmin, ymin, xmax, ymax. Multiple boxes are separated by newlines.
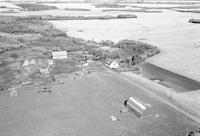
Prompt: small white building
<box><xmin>109</xmin><ymin>61</ymin><xmax>119</xmax><ymax>69</ymax></box>
<box><xmin>39</xmin><ymin>68</ymin><xmax>49</xmax><ymax>75</ymax></box>
<box><xmin>30</xmin><ymin>59</ymin><xmax>36</xmax><ymax>65</ymax></box>
<box><xmin>105</xmin><ymin>59</ymin><xmax>119</xmax><ymax>69</ymax></box>
<box><xmin>22</xmin><ymin>60</ymin><xmax>29</xmax><ymax>67</ymax></box>
<box><xmin>52</xmin><ymin>51</ymin><xmax>67</xmax><ymax>60</ymax></box>
<box><xmin>48</xmin><ymin>59</ymin><xmax>54</xmax><ymax>66</ymax></box>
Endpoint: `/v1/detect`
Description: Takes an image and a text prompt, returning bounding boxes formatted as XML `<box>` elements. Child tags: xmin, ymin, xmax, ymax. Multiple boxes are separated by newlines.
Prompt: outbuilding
<box><xmin>52</xmin><ymin>51</ymin><xmax>67</xmax><ymax>59</ymax></box>
<box><xmin>105</xmin><ymin>59</ymin><xmax>119</xmax><ymax>69</ymax></box>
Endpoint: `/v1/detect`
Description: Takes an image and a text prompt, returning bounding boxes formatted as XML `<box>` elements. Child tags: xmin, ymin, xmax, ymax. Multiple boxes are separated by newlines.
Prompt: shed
<box><xmin>110</xmin><ymin>61</ymin><xmax>119</xmax><ymax>69</ymax></box>
<box><xmin>105</xmin><ymin>59</ymin><xmax>119</xmax><ymax>69</ymax></box>
<box><xmin>52</xmin><ymin>51</ymin><xmax>67</xmax><ymax>59</ymax></box>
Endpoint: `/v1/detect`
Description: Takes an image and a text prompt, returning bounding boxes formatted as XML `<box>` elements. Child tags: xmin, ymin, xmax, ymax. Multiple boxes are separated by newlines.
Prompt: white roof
<box><xmin>52</xmin><ymin>51</ymin><xmax>67</xmax><ymax>59</ymax></box>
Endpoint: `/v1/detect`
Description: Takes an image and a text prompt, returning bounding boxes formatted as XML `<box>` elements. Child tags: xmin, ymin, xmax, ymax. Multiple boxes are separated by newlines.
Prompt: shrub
<box><xmin>10</xmin><ymin>53</ymin><xmax>19</xmax><ymax>59</ymax></box>
<box><xmin>114</xmin><ymin>39</ymin><xmax>156</xmax><ymax>54</ymax></box>
<box><xmin>99</xmin><ymin>40</ymin><xmax>114</xmax><ymax>46</ymax></box>
<box><xmin>89</xmin><ymin>48</ymin><xmax>121</xmax><ymax>61</ymax></box>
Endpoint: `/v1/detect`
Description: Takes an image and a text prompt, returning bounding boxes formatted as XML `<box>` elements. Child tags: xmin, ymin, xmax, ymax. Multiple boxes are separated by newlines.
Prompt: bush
<box><xmin>10</xmin><ymin>53</ymin><xmax>19</xmax><ymax>59</ymax></box>
<box><xmin>114</xmin><ymin>39</ymin><xmax>156</xmax><ymax>54</ymax></box>
<box><xmin>89</xmin><ymin>48</ymin><xmax>121</xmax><ymax>61</ymax></box>
<box><xmin>99</xmin><ymin>40</ymin><xmax>114</xmax><ymax>46</ymax></box>
<box><xmin>0</xmin><ymin>23</ymin><xmax>32</xmax><ymax>34</ymax></box>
